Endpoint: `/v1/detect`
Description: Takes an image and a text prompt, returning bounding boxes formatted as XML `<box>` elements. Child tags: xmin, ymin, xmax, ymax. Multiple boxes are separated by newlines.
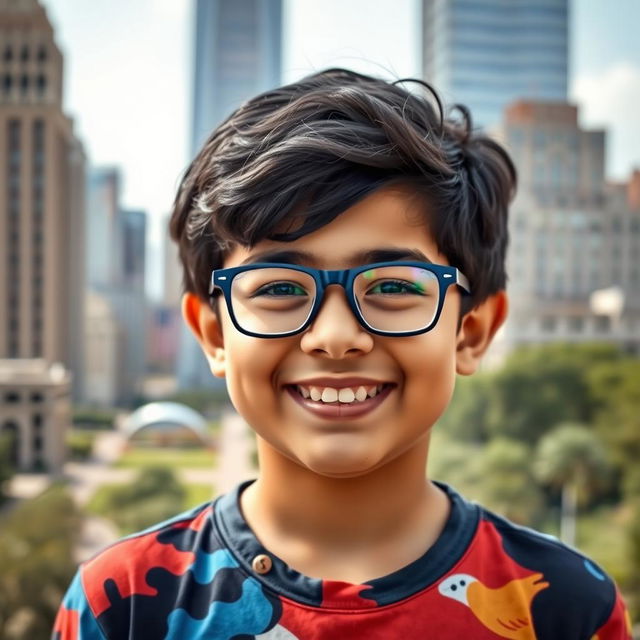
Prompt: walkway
<box><xmin>210</xmin><ymin>408</ymin><xmax>256</xmax><ymax>494</ymax></box>
<box><xmin>64</xmin><ymin>408</ymin><xmax>255</xmax><ymax>560</ymax></box>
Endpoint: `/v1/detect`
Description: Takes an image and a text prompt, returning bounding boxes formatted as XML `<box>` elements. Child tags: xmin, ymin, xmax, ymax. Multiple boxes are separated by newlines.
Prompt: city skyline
<box><xmin>41</xmin><ymin>0</ymin><xmax>640</xmax><ymax>300</ymax></box>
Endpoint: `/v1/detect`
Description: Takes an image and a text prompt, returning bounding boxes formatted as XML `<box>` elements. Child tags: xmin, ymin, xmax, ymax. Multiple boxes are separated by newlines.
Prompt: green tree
<box><xmin>164</xmin><ymin>387</ymin><xmax>231</xmax><ymax>417</ymax></box>
<box><xmin>0</xmin><ymin>433</ymin><xmax>16</xmax><ymax>503</ymax></box>
<box><xmin>72</xmin><ymin>405</ymin><xmax>118</xmax><ymax>429</ymax></box>
<box><xmin>90</xmin><ymin>466</ymin><xmax>186</xmax><ymax>534</ymax></box>
<box><xmin>589</xmin><ymin>358</ymin><xmax>640</xmax><ymax>499</ymax></box>
<box><xmin>437</xmin><ymin>375</ymin><xmax>492</xmax><ymax>443</ymax></box>
<box><xmin>478</xmin><ymin>438</ymin><xmax>543</xmax><ymax>526</ymax></box>
<box><xmin>624</xmin><ymin>503</ymin><xmax>640</xmax><ymax>624</ymax></box>
<box><xmin>428</xmin><ymin>431</ymin><xmax>484</xmax><ymax>501</ymax></box>
<box><xmin>486</xmin><ymin>343</ymin><xmax>622</xmax><ymax>445</ymax></box>
<box><xmin>0</xmin><ymin>485</ymin><xmax>80</xmax><ymax>640</ymax></box>
<box><xmin>535</xmin><ymin>423</ymin><xmax>611</xmax><ymax>546</ymax></box>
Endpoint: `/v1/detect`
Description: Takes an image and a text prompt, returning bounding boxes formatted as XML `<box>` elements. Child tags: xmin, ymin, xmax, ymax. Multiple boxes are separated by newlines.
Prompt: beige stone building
<box><xmin>490</xmin><ymin>100</ymin><xmax>640</xmax><ymax>363</ymax></box>
<box><xmin>0</xmin><ymin>359</ymin><xmax>70</xmax><ymax>474</ymax></box>
<box><xmin>0</xmin><ymin>0</ymin><xmax>86</xmax><ymax>400</ymax></box>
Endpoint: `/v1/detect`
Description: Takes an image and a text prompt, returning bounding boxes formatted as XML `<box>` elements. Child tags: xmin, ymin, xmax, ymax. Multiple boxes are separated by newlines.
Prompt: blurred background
<box><xmin>0</xmin><ymin>0</ymin><xmax>639</xmax><ymax>636</ymax></box>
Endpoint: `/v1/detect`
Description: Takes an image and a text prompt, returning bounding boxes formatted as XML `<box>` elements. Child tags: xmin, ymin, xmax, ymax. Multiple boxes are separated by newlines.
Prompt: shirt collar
<box><xmin>212</xmin><ymin>479</ymin><xmax>479</xmax><ymax>608</ymax></box>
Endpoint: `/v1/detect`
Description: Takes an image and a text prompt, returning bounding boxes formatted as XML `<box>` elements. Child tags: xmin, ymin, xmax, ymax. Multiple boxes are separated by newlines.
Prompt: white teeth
<box><xmin>296</xmin><ymin>384</ymin><xmax>388</xmax><ymax>404</ymax></box>
<box><xmin>355</xmin><ymin>386</ymin><xmax>368</xmax><ymax>402</ymax></box>
<box><xmin>321</xmin><ymin>388</ymin><xmax>338</xmax><ymax>403</ymax></box>
<box><xmin>338</xmin><ymin>388</ymin><xmax>355</xmax><ymax>403</ymax></box>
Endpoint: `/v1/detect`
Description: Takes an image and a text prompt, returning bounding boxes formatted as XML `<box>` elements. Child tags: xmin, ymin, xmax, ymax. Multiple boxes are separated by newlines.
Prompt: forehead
<box><xmin>223</xmin><ymin>186</ymin><xmax>448</xmax><ymax>269</ymax></box>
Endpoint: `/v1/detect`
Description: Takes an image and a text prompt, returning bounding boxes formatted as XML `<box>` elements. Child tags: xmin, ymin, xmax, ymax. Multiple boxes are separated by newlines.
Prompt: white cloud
<box><xmin>570</xmin><ymin>63</ymin><xmax>640</xmax><ymax>180</ymax></box>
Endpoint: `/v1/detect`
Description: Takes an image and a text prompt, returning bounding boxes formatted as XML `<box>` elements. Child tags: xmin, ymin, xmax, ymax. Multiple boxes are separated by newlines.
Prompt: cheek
<box><xmin>396</xmin><ymin>330</ymin><xmax>458</xmax><ymax>421</ymax></box>
<box><xmin>222</xmin><ymin>335</ymin><xmax>287</xmax><ymax>418</ymax></box>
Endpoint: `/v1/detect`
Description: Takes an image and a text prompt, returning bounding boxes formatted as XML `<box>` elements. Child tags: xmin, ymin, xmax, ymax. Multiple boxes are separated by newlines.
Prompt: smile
<box><xmin>285</xmin><ymin>383</ymin><xmax>395</xmax><ymax>419</ymax></box>
<box><xmin>295</xmin><ymin>383</ymin><xmax>386</xmax><ymax>404</ymax></box>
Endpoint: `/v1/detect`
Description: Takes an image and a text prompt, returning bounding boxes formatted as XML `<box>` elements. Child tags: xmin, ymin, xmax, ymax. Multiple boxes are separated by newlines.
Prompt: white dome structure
<box><xmin>122</xmin><ymin>401</ymin><xmax>210</xmax><ymax>446</ymax></box>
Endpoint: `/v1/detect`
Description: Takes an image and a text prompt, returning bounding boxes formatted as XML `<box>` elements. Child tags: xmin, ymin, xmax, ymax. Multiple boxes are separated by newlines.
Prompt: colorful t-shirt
<box><xmin>53</xmin><ymin>480</ymin><xmax>632</xmax><ymax>639</ymax></box>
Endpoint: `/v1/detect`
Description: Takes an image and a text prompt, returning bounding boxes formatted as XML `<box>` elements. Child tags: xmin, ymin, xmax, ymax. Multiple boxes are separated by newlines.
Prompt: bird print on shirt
<box><xmin>438</xmin><ymin>572</ymin><xmax>549</xmax><ymax>640</ymax></box>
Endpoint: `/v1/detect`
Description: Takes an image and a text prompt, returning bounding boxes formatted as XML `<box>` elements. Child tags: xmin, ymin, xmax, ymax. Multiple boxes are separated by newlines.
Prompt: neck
<box><xmin>240</xmin><ymin>435</ymin><xmax>449</xmax><ymax>580</ymax></box>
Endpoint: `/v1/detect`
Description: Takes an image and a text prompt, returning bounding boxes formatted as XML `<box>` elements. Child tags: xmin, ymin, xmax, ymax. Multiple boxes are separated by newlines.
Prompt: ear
<box><xmin>455</xmin><ymin>290</ymin><xmax>508</xmax><ymax>376</ymax></box>
<box><xmin>181</xmin><ymin>292</ymin><xmax>226</xmax><ymax>378</ymax></box>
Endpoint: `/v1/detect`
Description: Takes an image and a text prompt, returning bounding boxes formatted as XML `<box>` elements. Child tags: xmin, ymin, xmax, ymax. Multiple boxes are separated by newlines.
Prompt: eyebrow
<box><xmin>239</xmin><ymin>247</ymin><xmax>434</xmax><ymax>267</ymax></box>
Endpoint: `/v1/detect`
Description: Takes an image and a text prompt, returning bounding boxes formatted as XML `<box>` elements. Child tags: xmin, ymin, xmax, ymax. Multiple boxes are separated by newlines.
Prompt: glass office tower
<box><xmin>422</xmin><ymin>0</ymin><xmax>568</xmax><ymax>128</ymax></box>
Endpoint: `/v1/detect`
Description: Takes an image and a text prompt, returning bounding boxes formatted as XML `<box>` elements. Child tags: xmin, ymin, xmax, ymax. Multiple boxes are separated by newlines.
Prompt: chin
<box><xmin>296</xmin><ymin>448</ymin><xmax>386</xmax><ymax>479</ymax></box>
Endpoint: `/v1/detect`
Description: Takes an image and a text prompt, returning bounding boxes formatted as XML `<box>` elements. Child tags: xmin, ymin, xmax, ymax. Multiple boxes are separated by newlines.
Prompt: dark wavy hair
<box><xmin>169</xmin><ymin>68</ymin><xmax>516</xmax><ymax>310</ymax></box>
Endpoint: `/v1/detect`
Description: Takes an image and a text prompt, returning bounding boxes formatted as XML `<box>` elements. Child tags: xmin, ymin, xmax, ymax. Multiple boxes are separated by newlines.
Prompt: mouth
<box><xmin>284</xmin><ymin>383</ymin><xmax>396</xmax><ymax>419</ymax></box>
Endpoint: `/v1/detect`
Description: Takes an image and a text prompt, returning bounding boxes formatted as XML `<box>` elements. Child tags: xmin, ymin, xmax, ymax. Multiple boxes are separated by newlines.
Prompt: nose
<box><xmin>299</xmin><ymin>285</ymin><xmax>374</xmax><ymax>358</ymax></box>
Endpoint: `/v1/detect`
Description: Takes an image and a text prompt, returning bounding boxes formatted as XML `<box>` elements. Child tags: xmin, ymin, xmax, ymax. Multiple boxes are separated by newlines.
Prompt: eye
<box><xmin>367</xmin><ymin>279</ymin><xmax>425</xmax><ymax>295</ymax></box>
<box><xmin>459</xmin><ymin>580</ymin><xmax>466</xmax><ymax>586</ymax></box>
<box><xmin>254</xmin><ymin>282</ymin><xmax>308</xmax><ymax>297</ymax></box>
<box><xmin>450</xmin><ymin>584</ymin><xmax>458</xmax><ymax>591</ymax></box>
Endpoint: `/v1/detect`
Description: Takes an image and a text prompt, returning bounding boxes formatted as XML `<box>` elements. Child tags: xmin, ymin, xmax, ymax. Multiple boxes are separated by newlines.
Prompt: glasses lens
<box><xmin>354</xmin><ymin>265</ymin><xmax>440</xmax><ymax>333</ymax></box>
<box><xmin>231</xmin><ymin>267</ymin><xmax>316</xmax><ymax>335</ymax></box>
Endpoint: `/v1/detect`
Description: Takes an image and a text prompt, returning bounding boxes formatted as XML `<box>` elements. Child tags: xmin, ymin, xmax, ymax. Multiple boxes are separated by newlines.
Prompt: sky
<box><xmin>40</xmin><ymin>0</ymin><xmax>640</xmax><ymax>300</ymax></box>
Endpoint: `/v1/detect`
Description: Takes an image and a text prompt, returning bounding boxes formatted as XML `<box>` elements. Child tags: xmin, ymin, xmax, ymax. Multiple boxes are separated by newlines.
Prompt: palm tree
<box><xmin>534</xmin><ymin>423</ymin><xmax>610</xmax><ymax>546</ymax></box>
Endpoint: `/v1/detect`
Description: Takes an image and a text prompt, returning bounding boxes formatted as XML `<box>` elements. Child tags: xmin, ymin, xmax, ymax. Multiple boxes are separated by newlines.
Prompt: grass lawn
<box><xmin>86</xmin><ymin>482</ymin><xmax>216</xmax><ymax>518</ymax></box>
<box><xmin>184</xmin><ymin>483</ymin><xmax>216</xmax><ymax>508</ymax></box>
<box><xmin>576</xmin><ymin>504</ymin><xmax>630</xmax><ymax>585</ymax></box>
<box><xmin>115</xmin><ymin>447</ymin><xmax>217</xmax><ymax>469</ymax></box>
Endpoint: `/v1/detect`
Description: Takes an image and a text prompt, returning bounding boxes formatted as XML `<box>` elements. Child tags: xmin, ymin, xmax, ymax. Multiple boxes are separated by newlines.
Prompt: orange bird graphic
<box><xmin>438</xmin><ymin>572</ymin><xmax>549</xmax><ymax>640</ymax></box>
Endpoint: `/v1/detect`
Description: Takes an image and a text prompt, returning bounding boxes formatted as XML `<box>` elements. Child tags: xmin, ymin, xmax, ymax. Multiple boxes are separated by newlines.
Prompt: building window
<box><xmin>32</xmin><ymin>414</ymin><xmax>43</xmax><ymax>428</ymax></box>
<box><xmin>20</xmin><ymin>45</ymin><xmax>29</xmax><ymax>62</ymax></box>
<box><xmin>594</xmin><ymin>316</ymin><xmax>610</xmax><ymax>333</ymax></box>
<box><xmin>36</xmin><ymin>74</ymin><xmax>47</xmax><ymax>94</ymax></box>
<box><xmin>3</xmin><ymin>74</ymin><xmax>12</xmax><ymax>92</ymax></box>
<box><xmin>37</xmin><ymin>45</ymin><xmax>47</xmax><ymax>62</ymax></box>
<box><xmin>3</xmin><ymin>45</ymin><xmax>13</xmax><ymax>62</ymax></box>
<box><xmin>4</xmin><ymin>392</ymin><xmax>21</xmax><ymax>403</ymax></box>
<box><xmin>541</xmin><ymin>316</ymin><xmax>557</xmax><ymax>332</ymax></box>
<box><xmin>20</xmin><ymin>74</ymin><xmax>29</xmax><ymax>93</ymax></box>
<box><xmin>31</xmin><ymin>392</ymin><xmax>44</xmax><ymax>403</ymax></box>
<box><xmin>568</xmin><ymin>316</ymin><xmax>584</xmax><ymax>332</ymax></box>
<box><xmin>33</xmin><ymin>434</ymin><xmax>43</xmax><ymax>452</ymax></box>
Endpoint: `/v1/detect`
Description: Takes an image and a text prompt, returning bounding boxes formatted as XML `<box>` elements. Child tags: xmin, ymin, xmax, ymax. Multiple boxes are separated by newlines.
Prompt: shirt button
<box><xmin>252</xmin><ymin>554</ymin><xmax>273</xmax><ymax>575</ymax></box>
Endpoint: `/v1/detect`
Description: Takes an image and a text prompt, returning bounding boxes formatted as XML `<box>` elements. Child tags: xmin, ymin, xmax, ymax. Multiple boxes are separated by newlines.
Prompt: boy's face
<box><xmin>187</xmin><ymin>186</ymin><xmax>501</xmax><ymax>479</ymax></box>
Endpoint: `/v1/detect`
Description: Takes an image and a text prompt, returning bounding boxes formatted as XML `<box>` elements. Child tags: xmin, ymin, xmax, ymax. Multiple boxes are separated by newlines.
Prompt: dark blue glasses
<box><xmin>209</xmin><ymin>261</ymin><xmax>471</xmax><ymax>338</ymax></box>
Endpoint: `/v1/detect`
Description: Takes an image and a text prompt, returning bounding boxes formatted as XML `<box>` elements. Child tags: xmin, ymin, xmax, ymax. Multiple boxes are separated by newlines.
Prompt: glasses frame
<box><xmin>209</xmin><ymin>261</ymin><xmax>471</xmax><ymax>338</ymax></box>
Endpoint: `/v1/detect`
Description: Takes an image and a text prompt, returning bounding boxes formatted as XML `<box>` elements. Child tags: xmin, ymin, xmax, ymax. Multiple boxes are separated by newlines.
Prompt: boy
<box><xmin>54</xmin><ymin>69</ymin><xmax>631</xmax><ymax>639</ymax></box>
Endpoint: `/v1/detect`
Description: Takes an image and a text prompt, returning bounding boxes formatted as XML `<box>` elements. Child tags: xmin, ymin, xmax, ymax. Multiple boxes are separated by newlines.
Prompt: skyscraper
<box><xmin>191</xmin><ymin>0</ymin><xmax>283</xmax><ymax>154</ymax></box>
<box><xmin>84</xmin><ymin>168</ymin><xmax>148</xmax><ymax>406</ymax></box>
<box><xmin>422</xmin><ymin>0</ymin><xmax>568</xmax><ymax>127</ymax></box>
<box><xmin>178</xmin><ymin>0</ymin><xmax>283</xmax><ymax>390</ymax></box>
<box><xmin>0</xmin><ymin>0</ymin><xmax>86</xmax><ymax>400</ymax></box>
<box><xmin>120</xmin><ymin>208</ymin><xmax>146</xmax><ymax>291</ymax></box>
<box><xmin>86</xmin><ymin>167</ymin><xmax>121</xmax><ymax>288</ymax></box>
